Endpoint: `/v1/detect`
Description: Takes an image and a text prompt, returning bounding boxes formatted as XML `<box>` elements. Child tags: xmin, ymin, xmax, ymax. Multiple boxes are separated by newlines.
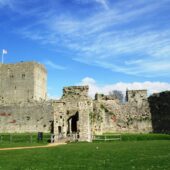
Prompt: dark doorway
<box><xmin>58</xmin><ymin>126</ymin><xmax>62</xmax><ymax>133</ymax></box>
<box><xmin>67</xmin><ymin>111</ymin><xmax>79</xmax><ymax>134</ymax></box>
<box><xmin>50</xmin><ymin>121</ymin><xmax>54</xmax><ymax>133</ymax></box>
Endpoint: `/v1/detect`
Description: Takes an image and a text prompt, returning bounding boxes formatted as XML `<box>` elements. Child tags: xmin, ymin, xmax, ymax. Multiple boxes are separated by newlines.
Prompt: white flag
<box><xmin>2</xmin><ymin>49</ymin><xmax>8</xmax><ymax>54</ymax></box>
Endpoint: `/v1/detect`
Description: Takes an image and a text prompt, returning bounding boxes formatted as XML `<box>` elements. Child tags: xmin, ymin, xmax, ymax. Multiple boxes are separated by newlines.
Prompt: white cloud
<box><xmin>45</xmin><ymin>1</ymin><xmax>170</xmax><ymax>77</ymax></box>
<box><xmin>81</xmin><ymin>77</ymin><xmax>96</xmax><ymax>84</ymax></box>
<box><xmin>44</xmin><ymin>60</ymin><xmax>66</xmax><ymax>70</ymax></box>
<box><xmin>11</xmin><ymin>0</ymin><xmax>170</xmax><ymax>77</ymax></box>
<box><xmin>79</xmin><ymin>77</ymin><xmax>170</xmax><ymax>98</ymax></box>
<box><xmin>47</xmin><ymin>94</ymin><xmax>60</xmax><ymax>100</ymax></box>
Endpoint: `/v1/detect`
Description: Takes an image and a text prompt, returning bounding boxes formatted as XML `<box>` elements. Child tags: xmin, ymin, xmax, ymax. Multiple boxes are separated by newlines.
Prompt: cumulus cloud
<box><xmin>79</xmin><ymin>77</ymin><xmax>170</xmax><ymax>98</ymax></box>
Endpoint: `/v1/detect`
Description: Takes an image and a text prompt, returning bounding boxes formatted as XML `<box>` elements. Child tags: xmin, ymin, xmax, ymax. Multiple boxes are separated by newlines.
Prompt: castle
<box><xmin>0</xmin><ymin>62</ymin><xmax>153</xmax><ymax>141</ymax></box>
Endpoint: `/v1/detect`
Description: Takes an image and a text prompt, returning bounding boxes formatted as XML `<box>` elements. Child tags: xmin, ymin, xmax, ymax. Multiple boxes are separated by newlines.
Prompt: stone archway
<box><xmin>67</xmin><ymin>111</ymin><xmax>79</xmax><ymax>135</ymax></box>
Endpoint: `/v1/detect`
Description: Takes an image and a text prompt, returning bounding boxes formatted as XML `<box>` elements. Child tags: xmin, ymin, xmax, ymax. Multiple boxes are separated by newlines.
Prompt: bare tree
<box><xmin>109</xmin><ymin>90</ymin><xmax>124</xmax><ymax>102</ymax></box>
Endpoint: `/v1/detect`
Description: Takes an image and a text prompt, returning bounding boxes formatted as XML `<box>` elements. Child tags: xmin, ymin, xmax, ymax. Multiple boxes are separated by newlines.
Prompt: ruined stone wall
<box><xmin>95</xmin><ymin>93</ymin><xmax>117</xmax><ymax>101</ymax></box>
<box><xmin>54</xmin><ymin>86</ymin><xmax>93</xmax><ymax>142</ymax></box>
<box><xmin>62</xmin><ymin>86</ymin><xmax>89</xmax><ymax>100</ymax></box>
<box><xmin>53</xmin><ymin>88</ymin><xmax>152</xmax><ymax>140</ymax></box>
<box><xmin>126</xmin><ymin>90</ymin><xmax>147</xmax><ymax>107</ymax></box>
<box><xmin>0</xmin><ymin>62</ymin><xmax>47</xmax><ymax>104</ymax></box>
<box><xmin>0</xmin><ymin>101</ymin><xmax>53</xmax><ymax>133</ymax></box>
<box><xmin>92</xmin><ymin>90</ymin><xmax>152</xmax><ymax>134</ymax></box>
<box><xmin>0</xmin><ymin>60</ymin><xmax>158</xmax><ymax>140</ymax></box>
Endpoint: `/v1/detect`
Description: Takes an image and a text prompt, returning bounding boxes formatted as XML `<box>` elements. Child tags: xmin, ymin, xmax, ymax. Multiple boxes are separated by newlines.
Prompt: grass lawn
<box><xmin>0</xmin><ymin>140</ymin><xmax>169</xmax><ymax>170</ymax></box>
<box><xmin>0</xmin><ymin>142</ymin><xmax>47</xmax><ymax>148</ymax></box>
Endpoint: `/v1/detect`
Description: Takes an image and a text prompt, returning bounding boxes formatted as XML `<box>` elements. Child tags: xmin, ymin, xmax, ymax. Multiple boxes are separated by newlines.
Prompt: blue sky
<box><xmin>0</xmin><ymin>0</ymin><xmax>170</xmax><ymax>98</ymax></box>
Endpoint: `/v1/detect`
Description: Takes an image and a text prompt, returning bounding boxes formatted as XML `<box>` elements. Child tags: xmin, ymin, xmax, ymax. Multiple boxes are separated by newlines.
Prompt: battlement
<box><xmin>0</xmin><ymin>62</ymin><xmax>47</xmax><ymax>104</ymax></box>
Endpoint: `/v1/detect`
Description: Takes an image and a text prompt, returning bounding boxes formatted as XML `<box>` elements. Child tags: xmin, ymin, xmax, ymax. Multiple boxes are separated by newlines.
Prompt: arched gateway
<box><xmin>53</xmin><ymin>86</ymin><xmax>93</xmax><ymax>142</ymax></box>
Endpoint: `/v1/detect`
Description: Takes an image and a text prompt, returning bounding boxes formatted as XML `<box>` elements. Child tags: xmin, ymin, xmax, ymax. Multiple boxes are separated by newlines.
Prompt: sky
<box><xmin>0</xmin><ymin>0</ymin><xmax>170</xmax><ymax>98</ymax></box>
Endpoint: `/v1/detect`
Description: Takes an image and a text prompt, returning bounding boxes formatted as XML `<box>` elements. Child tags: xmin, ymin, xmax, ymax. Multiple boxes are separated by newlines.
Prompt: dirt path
<box><xmin>0</xmin><ymin>142</ymin><xmax>66</xmax><ymax>151</ymax></box>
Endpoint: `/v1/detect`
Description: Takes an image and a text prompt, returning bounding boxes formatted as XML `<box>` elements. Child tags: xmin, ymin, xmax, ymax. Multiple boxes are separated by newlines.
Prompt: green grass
<box><xmin>0</xmin><ymin>140</ymin><xmax>169</xmax><ymax>170</ymax></box>
<box><xmin>0</xmin><ymin>142</ymin><xmax>47</xmax><ymax>148</ymax></box>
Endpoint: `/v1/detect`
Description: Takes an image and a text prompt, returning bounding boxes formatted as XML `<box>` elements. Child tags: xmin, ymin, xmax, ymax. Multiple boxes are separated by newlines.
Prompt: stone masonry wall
<box><xmin>126</xmin><ymin>90</ymin><xmax>147</xmax><ymax>107</ymax></box>
<box><xmin>54</xmin><ymin>86</ymin><xmax>93</xmax><ymax>142</ymax></box>
<box><xmin>0</xmin><ymin>61</ymin><xmax>159</xmax><ymax>140</ymax></box>
<box><xmin>92</xmin><ymin>90</ymin><xmax>152</xmax><ymax>134</ymax></box>
<box><xmin>0</xmin><ymin>101</ymin><xmax>53</xmax><ymax>133</ymax></box>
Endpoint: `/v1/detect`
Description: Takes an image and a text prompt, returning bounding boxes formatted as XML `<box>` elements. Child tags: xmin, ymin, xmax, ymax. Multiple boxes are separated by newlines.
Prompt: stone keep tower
<box><xmin>0</xmin><ymin>62</ymin><xmax>47</xmax><ymax>104</ymax></box>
